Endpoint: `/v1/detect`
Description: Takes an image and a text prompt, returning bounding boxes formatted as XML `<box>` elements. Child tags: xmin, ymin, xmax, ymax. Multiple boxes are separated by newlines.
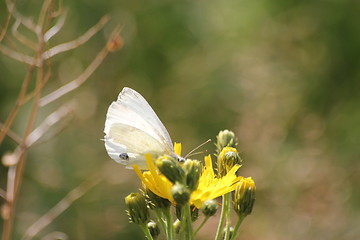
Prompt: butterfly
<box><xmin>104</xmin><ymin>87</ymin><xmax>184</xmax><ymax>169</ymax></box>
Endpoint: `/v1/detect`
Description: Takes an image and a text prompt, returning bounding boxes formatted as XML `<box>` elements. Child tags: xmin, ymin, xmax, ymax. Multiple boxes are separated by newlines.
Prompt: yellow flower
<box><xmin>132</xmin><ymin>143</ymin><xmax>243</xmax><ymax>209</ymax></box>
<box><xmin>191</xmin><ymin>155</ymin><xmax>242</xmax><ymax>208</ymax></box>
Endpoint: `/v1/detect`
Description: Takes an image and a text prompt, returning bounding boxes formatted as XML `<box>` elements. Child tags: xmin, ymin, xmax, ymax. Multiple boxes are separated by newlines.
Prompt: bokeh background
<box><xmin>1</xmin><ymin>0</ymin><xmax>360</xmax><ymax>239</ymax></box>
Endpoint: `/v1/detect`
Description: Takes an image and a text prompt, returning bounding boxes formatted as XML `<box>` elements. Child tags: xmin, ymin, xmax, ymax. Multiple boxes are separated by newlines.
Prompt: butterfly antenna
<box><xmin>186</xmin><ymin>149</ymin><xmax>208</xmax><ymax>158</ymax></box>
<box><xmin>185</xmin><ymin>139</ymin><xmax>212</xmax><ymax>159</ymax></box>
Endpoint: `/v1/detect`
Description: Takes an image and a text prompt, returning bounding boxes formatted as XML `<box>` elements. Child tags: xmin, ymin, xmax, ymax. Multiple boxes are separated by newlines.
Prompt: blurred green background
<box><xmin>1</xmin><ymin>0</ymin><xmax>360</xmax><ymax>239</ymax></box>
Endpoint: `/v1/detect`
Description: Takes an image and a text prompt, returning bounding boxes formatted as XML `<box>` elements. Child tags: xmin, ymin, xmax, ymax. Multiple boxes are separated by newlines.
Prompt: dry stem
<box><xmin>1</xmin><ymin>1</ymin><xmax>119</xmax><ymax>239</ymax></box>
<box><xmin>21</xmin><ymin>174</ymin><xmax>103</xmax><ymax>240</ymax></box>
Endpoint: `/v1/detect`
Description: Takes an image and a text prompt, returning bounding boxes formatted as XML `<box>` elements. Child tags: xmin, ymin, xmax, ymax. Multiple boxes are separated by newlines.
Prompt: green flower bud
<box><xmin>125</xmin><ymin>192</ymin><xmax>149</xmax><ymax>224</ymax></box>
<box><xmin>233</xmin><ymin>177</ymin><xmax>256</xmax><ymax>216</ymax></box>
<box><xmin>156</xmin><ymin>155</ymin><xmax>185</xmax><ymax>184</ymax></box>
<box><xmin>145</xmin><ymin>187</ymin><xmax>171</xmax><ymax>209</ymax></box>
<box><xmin>147</xmin><ymin>221</ymin><xmax>160</xmax><ymax>238</ymax></box>
<box><xmin>183</xmin><ymin>159</ymin><xmax>202</xmax><ymax>192</ymax></box>
<box><xmin>216</xmin><ymin>130</ymin><xmax>238</xmax><ymax>154</ymax></box>
<box><xmin>201</xmin><ymin>199</ymin><xmax>218</xmax><ymax>217</ymax></box>
<box><xmin>217</xmin><ymin>147</ymin><xmax>242</xmax><ymax>177</ymax></box>
<box><xmin>171</xmin><ymin>183</ymin><xmax>190</xmax><ymax>205</ymax></box>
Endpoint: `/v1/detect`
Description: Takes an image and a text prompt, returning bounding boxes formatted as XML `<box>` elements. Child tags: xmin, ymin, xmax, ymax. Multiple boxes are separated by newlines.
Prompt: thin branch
<box><xmin>21</xmin><ymin>174</ymin><xmax>103</xmax><ymax>240</ymax></box>
<box><xmin>0</xmin><ymin>64</ymin><xmax>36</xmax><ymax>144</ymax></box>
<box><xmin>0</xmin><ymin>123</ymin><xmax>21</xmax><ymax>144</ymax></box>
<box><xmin>50</xmin><ymin>0</ymin><xmax>64</xmax><ymax>19</ymax></box>
<box><xmin>26</xmin><ymin>102</ymin><xmax>75</xmax><ymax>147</ymax></box>
<box><xmin>0</xmin><ymin>188</ymin><xmax>6</xmax><ymax>199</ymax></box>
<box><xmin>5</xmin><ymin>0</ymin><xmax>38</xmax><ymax>33</ymax></box>
<box><xmin>0</xmin><ymin>44</ymin><xmax>39</xmax><ymax>66</ymax></box>
<box><xmin>42</xmin><ymin>15</ymin><xmax>109</xmax><ymax>59</ymax></box>
<box><xmin>37</xmin><ymin>0</ymin><xmax>52</xmax><ymax>34</ymax></box>
<box><xmin>3</xmin><ymin>40</ymin><xmax>47</xmax><ymax>240</ymax></box>
<box><xmin>11</xmin><ymin>19</ymin><xmax>38</xmax><ymax>50</ymax></box>
<box><xmin>23</xmin><ymin>68</ymin><xmax>52</xmax><ymax>104</ymax></box>
<box><xmin>41</xmin><ymin>232</ymin><xmax>68</xmax><ymax>240</ymax></box>
<box><xmin>40</xmin><ymin>38</ymin><xmax>112</xmax><ymax>106</ymax></box>
<box><xmin>0</xmin><ymin>0</ymin><xmax>14</xmax><ymax>42</ymax></box>
<box><xmin>44</xmin><ymin>10</ymin><xmax>67</xmax><ymax>42</ymax></box>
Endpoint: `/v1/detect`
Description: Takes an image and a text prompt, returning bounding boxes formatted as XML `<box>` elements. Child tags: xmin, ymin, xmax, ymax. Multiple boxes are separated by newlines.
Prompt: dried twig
<box><xmin>26</xmin><ymin>102</ymin><xmax>75</xmax><ymax>147</ymax></box>
<box><xmin>0</xmin><ymin>123</ymin><xmax>21</xmax><ymax>144</ymax></box>
<box><xmin>39</xmin><ymin>26</ymin><xmax>121</xmax><ymax>106</ymax></box>
<box><xmin>0</xmin><ymin>44</ymin><xmax>39</xmax><ymax>65</ymax></box>
<box><xmin>21</xmin><ymin>174</ymin><xmax>103</xmax><ymax>240</ymax></box>
<box><xmin>44</xmin><ymin>10</ymin><xmax>67</xmax><ymax>42</ymax></box>
<box><xmin>11</xmin><ymin>19</ymin><xmax>38</xmax><ymax>50</ymax></box>
<box><xmin>42</xmin><ymin>15</ymin><xmax>109</xmax><ymax>59</ymax></box>
<box><xmin>1</xmin><ymin>1</ymin><xmax>119</xmax><ymax>239</ymax></box>
<box><xmin>0</xmin><ymin>188</ymin><xmax>6</xmax><ymax>199</ymax></box>
<box><xmin>0</xmin><ymin>64</ymin><xmax>36</xmax><ymax>144</ymax></box>
<box><xmin>0</xmin><ymin>0</ymin><xmax>14</xmax><ymax>42</ymax></box>
<box><xmin>5</xmin><ymin>0</ymin><xmax>38</xmax><ymax>34</ymax></box>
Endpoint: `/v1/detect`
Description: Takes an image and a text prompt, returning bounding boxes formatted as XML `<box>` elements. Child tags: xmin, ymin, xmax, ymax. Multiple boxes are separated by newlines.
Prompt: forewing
<box><xmin>105</xmin><ymin>123</ymin><xmax>168</xmax><ymax>169</ymax></box>
<box><xmin>104</xmin><ymin>87</ymin><xmax>173</xmax><ymax>151</ymax></box>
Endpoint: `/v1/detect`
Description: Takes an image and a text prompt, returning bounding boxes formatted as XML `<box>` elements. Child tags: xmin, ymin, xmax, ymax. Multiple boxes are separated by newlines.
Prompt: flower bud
<box><xmin>183</xmin><ymin>159</ymin><xmax>202</xmax><ymax>192</ymax></box>
<box><xmin>217</xmin><ymin>147</ymin><xmax>242</xmax><ymax>177</ymax></box>
<box><xmin>233</xmin><ymin>177</ymin><xmax>256</xmax><ymax>216</ymax></box>
<box><xmin>125</xmin><ymin>192</ymin><xmax>149</xmax><ymax>224</ymax></box>
<box><xmin>145</xmin><ymin>187</ymin><xmax>171</xmax><ymax>209</ymax></box>
<box><xmin>147</xmin><ymin>221</ymin><xmax>160</xmax><ymax>238</ymax></box>
<box><xmin>201</xmin><ymin>199</ymin><xmax>218</xmax><ymax>217</ymax></box>
<box><xmin>171</xmin><ymin>183</ymin><xmax>190</xmax><ymax>205</ymax></box>
<box><xmin>156</xmin><ymin>155</ymin><xmax>185</xmax><ymax>184</ymax></box>
<box><xmin>216</xmin><ymin>130</ymin><xmax>237</xmax><ymax>154</ymax></box>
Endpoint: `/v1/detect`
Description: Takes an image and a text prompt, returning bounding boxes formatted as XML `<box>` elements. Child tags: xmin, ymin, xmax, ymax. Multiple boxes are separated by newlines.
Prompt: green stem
<box><xmin>215</xmin><ymin>193</ymin><xmax>231</xmax><ymax>240</ymax></box>
<box><xmin>229</xmin><ymin>214</ymin><xmax>245</xmax><ymax>240</ymax></box>
<box><xmin>223</xmin><ymin>193</ymin><xmax>232</xmax><ymax>240</ymax></box>
<box><xmin>181</xmin><ymin>203</ymin><xmax>193</xmax><ymax>240</ymax></box>
<box><xmin>193</xmin><ymin>216</ymin><xmax>209</xmax><ymax>237</ymax></box>
<box><xmin>164</xmin><ymin>208</ymin><xmax>175</xmax><ymax>240</ymax></box>
<box><xmin>154</xmin><ymin>209</ymin><xmax>167</xmax><ymax>236</ymax></box>
<box><xmin>140</xmin><ymin>223</ymin><xmax>154</xmax><ymax>240</ymax></box>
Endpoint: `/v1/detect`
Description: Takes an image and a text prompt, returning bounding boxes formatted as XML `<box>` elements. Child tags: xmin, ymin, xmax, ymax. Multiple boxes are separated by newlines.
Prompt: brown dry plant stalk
<box><xmin>0</xmin><ymin>1</ymin><xmax>123</xmax><ymax>239</ymax></box>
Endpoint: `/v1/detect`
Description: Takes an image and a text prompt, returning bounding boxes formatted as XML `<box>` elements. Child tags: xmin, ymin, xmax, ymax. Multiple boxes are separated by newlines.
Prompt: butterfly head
<box><xmin>173</xmin><ymin>153</ymin><xmax>186</xmax><ymax>163</ymax></box>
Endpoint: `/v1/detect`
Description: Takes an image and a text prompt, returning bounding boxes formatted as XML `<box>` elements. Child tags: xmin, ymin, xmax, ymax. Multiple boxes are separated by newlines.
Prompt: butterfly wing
<box><xmin>104</xmin><ymin>87</ymin><xmax>174</xmax><ymax>169</ymax></box>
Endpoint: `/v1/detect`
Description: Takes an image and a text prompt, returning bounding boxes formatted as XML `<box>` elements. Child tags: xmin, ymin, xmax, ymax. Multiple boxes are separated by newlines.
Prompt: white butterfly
<box><xmin>104</xmin><ymin>87</ymin><xmax>183</xmax><ymax>169</ymax></box>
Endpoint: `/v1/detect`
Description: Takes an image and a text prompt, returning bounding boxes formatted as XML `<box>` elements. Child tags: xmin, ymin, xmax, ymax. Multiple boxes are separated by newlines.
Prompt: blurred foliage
<box><xmin>1</xmin><ymin>0</ymin><xmax>360</xmax><ymax>239</ymax></box>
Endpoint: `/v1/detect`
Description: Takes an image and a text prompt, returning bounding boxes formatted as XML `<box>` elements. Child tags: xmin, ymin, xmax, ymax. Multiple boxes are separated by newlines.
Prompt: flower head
<box><xmin>191</xmin><ymin>155</ymin><xmax>242</xmax><ymax>208</ymax></box>
<box><xmin>215</xmin><ymin>130</ymin><xmax>238</xmax><ymax>154</ymax></box>
<box><xmin>233</xmin><ymin>177</ymin><xmax>256</xmax><ymax>216</ymax></box>
<box><xmin>217</xmin><ymin>147</ymin><xmax>242</xmax><ymax>177</ymax></box>
<box><xmin>133</xmin><ymin>143</ymin><xmax>243</xmax><ymax>209</ymax></box>
<box><xmin>125</xmin><ymin>192</ymin><xmax>149</xmax><ymax>224</ymax></box>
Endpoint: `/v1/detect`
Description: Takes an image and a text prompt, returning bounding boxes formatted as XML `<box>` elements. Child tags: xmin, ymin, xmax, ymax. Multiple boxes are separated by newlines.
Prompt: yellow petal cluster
<box><xmin>132</xmin><ymin>143</ymin><xmax>243</xmax><ymax>208</ymax></box>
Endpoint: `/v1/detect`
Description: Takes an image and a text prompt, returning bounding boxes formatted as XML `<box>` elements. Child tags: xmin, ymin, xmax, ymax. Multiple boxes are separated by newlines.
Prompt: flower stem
<box><xmin>154</xmin><ymin>209</ymin><xmax>167</xmax><ymax>236</ymax></box>
<box><xmin>140</xmin><ymin>223</ymin><xmax>154</xmax><ymax>240</ymax></box>
<box><xmin>164</xmin><ymin>208</ymin><xmax>175</xmax><ymax>240</ymax></box>
<box><xmin>193</xmin><ymin>216</ymin><xmax>209</xmax><ymax>237</ymax></box>
<box><xmin>229</xmin><ymin>214</ymin><xmax>245</xmax><ymax>240</ymax></box>
<box><xmin>215</xmin><ymin>193</ymin><xmax>231</xmax><ymax>240</ymax></box>
<box><xmin>181</xmin><ymin>203</ymin><xmax>193</xmax><ymax>240</ymax></box>
<box><xmin>223</xmin><ymin>193</ymin><xmax>232</xmax><ymax>240</ymax></box>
